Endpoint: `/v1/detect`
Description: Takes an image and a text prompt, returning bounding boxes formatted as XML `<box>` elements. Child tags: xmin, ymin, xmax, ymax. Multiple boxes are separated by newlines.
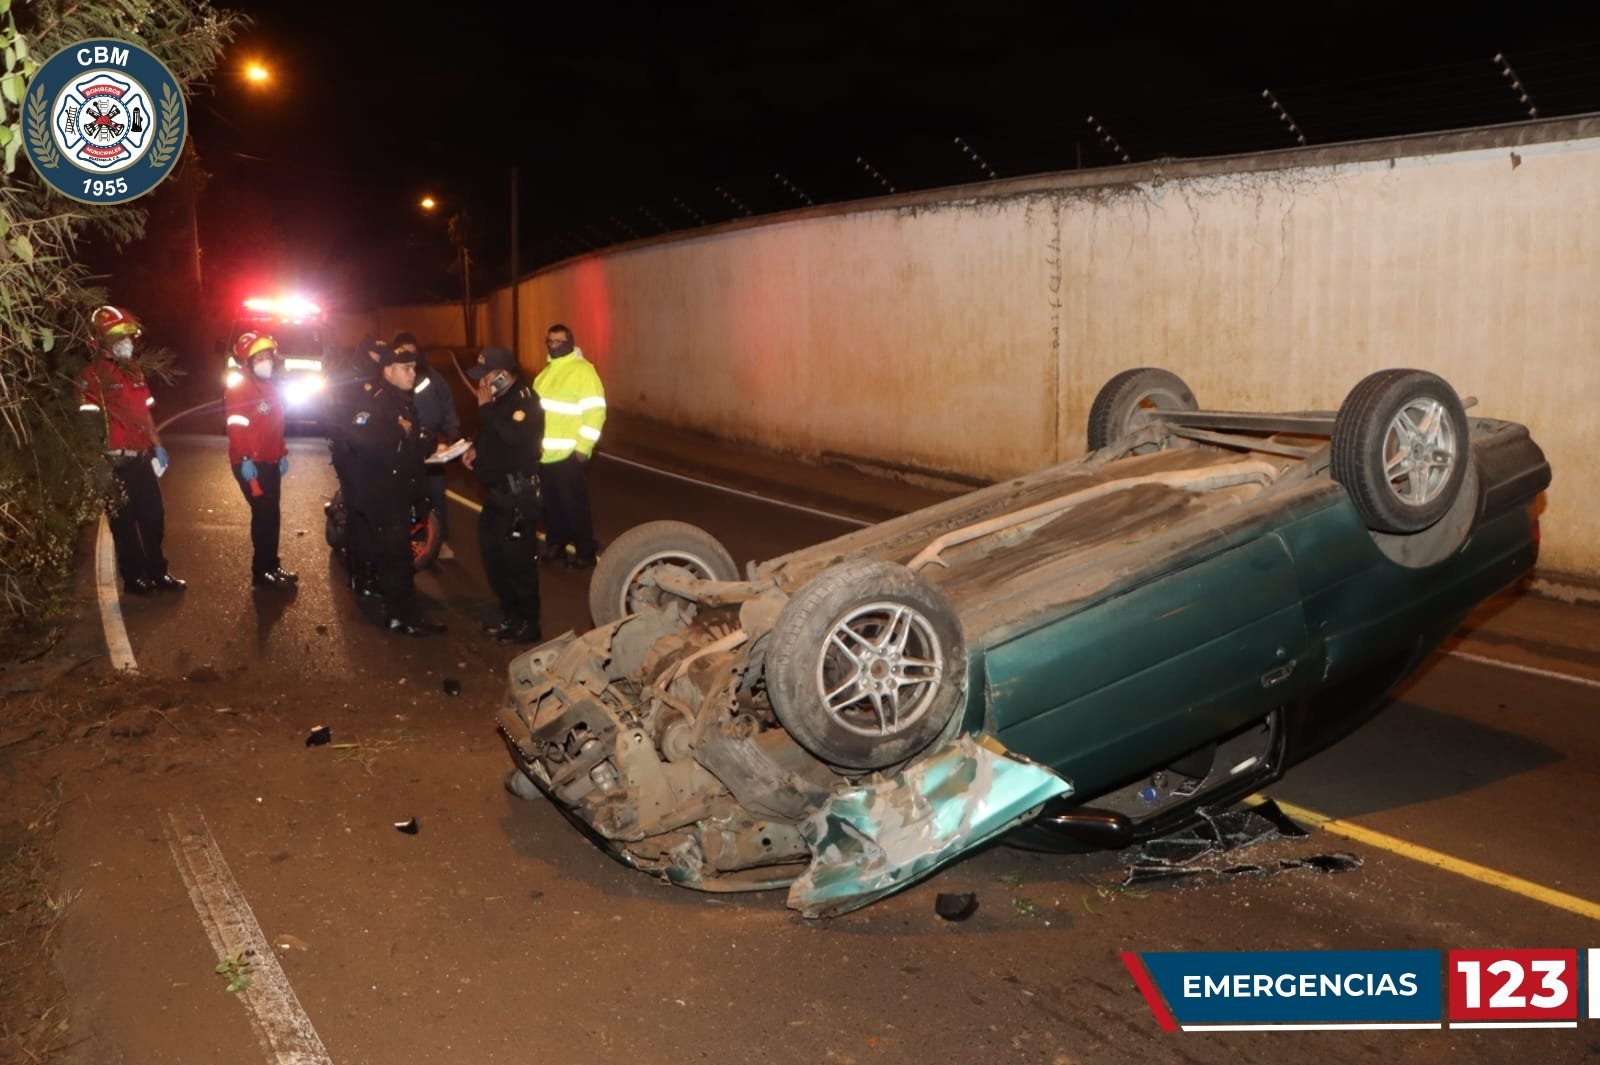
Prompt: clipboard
<box><xmin>425</xmin><ymin>438</ymin><xmax>472</xmax><ymax>464</ymax></box>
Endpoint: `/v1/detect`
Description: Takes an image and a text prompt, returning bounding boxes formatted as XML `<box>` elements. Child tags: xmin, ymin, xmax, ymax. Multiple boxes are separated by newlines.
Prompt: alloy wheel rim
<box><xmin>814</xmin><ymin>601</ymin><xmax>944</xmax><ymax>738</ymax></box>
<box><xmin>1382</xmin><ymin>396</ymin><xmax>1457</xmax><ymax>508</ymax></box>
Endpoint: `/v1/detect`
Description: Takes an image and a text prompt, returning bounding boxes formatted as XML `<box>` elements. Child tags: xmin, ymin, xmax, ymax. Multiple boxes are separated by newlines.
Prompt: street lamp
<box><xmin>420</xmin><ymin>195</ymin><xmax>473</xmax><ymax>346</ymax></box>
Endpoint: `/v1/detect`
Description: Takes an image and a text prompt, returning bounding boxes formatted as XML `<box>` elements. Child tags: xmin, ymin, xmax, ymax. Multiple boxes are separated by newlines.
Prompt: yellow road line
<box><xmin>445</xmin><ymin>488</ymin><xmax>481</xmax><ymax>513</ymax></box>
<box><xmin>1251</xmin><ymin>796</ymin><xmax>1600</xmax><ymax>922</ymax></box>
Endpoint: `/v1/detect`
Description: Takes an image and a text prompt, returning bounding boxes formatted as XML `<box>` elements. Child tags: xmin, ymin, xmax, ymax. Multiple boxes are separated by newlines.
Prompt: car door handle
<box><xmin>1261</xmin><ymin>663</ymin><xmax>1295</xmax><ymax>688</ymax></box>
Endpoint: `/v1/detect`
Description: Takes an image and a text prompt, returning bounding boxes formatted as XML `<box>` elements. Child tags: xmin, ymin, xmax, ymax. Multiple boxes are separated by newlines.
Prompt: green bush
<box><xmin>0</xmin><ymin>0</ymin><xmax>242</xmax><ymax>627</ymax></box>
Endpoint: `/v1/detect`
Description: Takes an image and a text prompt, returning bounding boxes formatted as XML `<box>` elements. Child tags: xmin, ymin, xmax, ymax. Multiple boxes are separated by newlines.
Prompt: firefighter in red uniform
<box><xmin>76</xmin><ymin>305</ymin><xmax>185</xmax><ymax>595</ymax></box>
<box><xmin>225</xmin><ymin>333</ymin><xmax>299</xmax><ymax>587</ymax></box>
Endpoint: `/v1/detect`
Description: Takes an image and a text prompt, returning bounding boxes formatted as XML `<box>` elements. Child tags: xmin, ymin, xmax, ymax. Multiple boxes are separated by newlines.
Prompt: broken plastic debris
<box><xmin>1121</xmin><ymin>802</ymin><xmax>1359</xmax><ymax>886</ymax></box>
<box><xmin>442</xmin><ymin>678</ymin><xmax>461</xmax><ymax>696</ymax></box>
<box><xmin>1248</xmin><ymin>798</ymin><xmax>1310</xmax><ymax>838</ymax></box>
<box><xmin>305</xmin><ymin>725</ymin><xmax>332</xmax><ymax>747</ymax></box>
<box><xmin>394</xmin><ymin>817</ymin><xmax>419</xmax><ymax>834</ymax></box>
<box><xmin>935</xmin><ymin>892</ymin><xmax>979</xmax><ymax>921</ymax></box>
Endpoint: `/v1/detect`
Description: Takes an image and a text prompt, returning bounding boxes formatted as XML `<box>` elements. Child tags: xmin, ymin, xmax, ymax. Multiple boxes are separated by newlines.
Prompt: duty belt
<box><xmin>505</xmin><ymin>473</ymin><xmax>539</xmax><ymax>494</ymax></box>
<box><xmin>106</xmin><ymin>448</ymin><xmax>149</xmax><ymax>458</ymax></box>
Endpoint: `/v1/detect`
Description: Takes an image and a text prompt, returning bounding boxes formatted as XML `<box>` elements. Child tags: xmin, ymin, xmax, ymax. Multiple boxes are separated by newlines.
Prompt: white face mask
<box><xmin>252</xmin><ymin>359</ymin><xmax>274</xmax><ymax>379</ymax></box>
<box><xmin>111</xmin><ymin>338</ymin><xmax>134</xmax><ymax>360</ymax></box>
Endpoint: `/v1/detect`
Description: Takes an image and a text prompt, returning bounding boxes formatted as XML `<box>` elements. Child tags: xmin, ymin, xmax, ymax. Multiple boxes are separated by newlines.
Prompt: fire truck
<box><xmin>224</xmin><ymin>295</ymin><xmax>330</xmax><ymax>426</ymax></box>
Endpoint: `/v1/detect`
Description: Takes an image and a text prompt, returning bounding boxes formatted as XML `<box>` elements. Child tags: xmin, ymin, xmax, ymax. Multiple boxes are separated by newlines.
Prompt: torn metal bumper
<box><xmin>787</xmin><ymin>733</ymin><xmax>1073</xmax><ymax>918</ymax></box>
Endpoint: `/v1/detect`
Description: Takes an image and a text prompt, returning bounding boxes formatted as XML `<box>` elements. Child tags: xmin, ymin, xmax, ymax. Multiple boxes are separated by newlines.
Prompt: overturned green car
<box><xmin>497</xmin><ymin>367</ymin><xmax>1549</xmax><ymax>916</ymax></box>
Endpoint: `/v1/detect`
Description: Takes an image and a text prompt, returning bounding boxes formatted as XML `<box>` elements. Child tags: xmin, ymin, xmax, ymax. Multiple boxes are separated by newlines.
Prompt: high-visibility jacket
<box><xmin>533</xmin><ymin>348</ymin><xmax>606</xmax><ymax>462</ymax></box>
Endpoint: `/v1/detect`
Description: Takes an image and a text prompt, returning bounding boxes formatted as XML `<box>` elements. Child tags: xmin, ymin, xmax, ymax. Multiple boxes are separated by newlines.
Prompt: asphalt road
<box><xmin>45</xmin><ymin>426</ymin><xmax>1600</xmax><ymax>1065</ymax></box>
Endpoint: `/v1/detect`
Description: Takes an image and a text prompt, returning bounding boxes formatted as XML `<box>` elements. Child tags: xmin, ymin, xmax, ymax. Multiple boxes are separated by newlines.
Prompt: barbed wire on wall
<box><xmin>520</xmin><ymin>41</ymin><xmax>1600</xmax><ymax>271</ymax></box>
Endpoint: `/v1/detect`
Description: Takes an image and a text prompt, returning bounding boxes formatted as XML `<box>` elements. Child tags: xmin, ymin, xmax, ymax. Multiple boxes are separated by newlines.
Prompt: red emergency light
<box><xmin>242</xmin><ymin>295</ymin><xmax>323</xmax><ymax>318</ymax></box>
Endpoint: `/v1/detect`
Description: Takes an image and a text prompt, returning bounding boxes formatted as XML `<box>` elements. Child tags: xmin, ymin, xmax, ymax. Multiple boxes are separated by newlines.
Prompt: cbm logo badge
<box><xmin>22</xmin><ymin>39</ymin><xmax>185</xmax><ymax>205</ymax></box>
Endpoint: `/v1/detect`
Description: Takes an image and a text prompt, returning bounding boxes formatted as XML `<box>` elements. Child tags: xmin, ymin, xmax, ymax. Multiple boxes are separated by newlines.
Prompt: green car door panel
<box><xmin>985</xmin><ymin>532</ymin><xmax>1310</xmax><ymax>796</ymax></box>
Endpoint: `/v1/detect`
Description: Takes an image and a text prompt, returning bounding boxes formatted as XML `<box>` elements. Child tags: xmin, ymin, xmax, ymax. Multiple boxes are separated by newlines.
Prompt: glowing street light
<box><xmin>419</xmin><ymin>196</ymin><xmax>473</xmax><ymax>345</ymax></box>
<box><xmin>244</xmin><ymin>61</ymin><xmax>270</xmax><ymax>86</ymax></box>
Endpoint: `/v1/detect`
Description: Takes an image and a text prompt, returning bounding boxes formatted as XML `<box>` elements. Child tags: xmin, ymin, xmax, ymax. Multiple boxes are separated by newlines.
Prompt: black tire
<box><xmin>766</xmin><ymin>558</ymin><xmax>965</xmax><ymax>772</ymax></box>
<box><xmin>1086</xmin><ymin>368</ymin><xmax>1198</xmax><ymax>451</ymax></box>
<box><xmin>324</xmin><ymin>489</ymin><xmax>347</xmax><ymax>550</ymax></box>
<box><xmin>1331</xmin><ymin>369</ymin><xmax>1470</xmax><ymax>534</ymax></box>
<box><xmin>588</xmin><ymin>521</ymin><xmax>740</xmax><ymax>625</ymax></box>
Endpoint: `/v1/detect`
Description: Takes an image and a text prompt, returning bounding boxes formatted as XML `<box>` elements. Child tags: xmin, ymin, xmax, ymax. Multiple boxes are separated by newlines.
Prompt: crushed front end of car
<box><xmin>496</xmin><ymin>586</ymin><xmax>1070</xmax><ymax>917</ymax></box>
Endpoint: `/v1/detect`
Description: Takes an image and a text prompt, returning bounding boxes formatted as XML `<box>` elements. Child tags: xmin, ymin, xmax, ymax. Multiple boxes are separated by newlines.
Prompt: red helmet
<box><xmin>91</xmin><ymin>304</ymin><xmax>142</xmax><ymax>341</ymax></box>
<box><xmin>233</xmin><ymin>331</ymin><xmax>278</xmax><ymax>362</ymax></box>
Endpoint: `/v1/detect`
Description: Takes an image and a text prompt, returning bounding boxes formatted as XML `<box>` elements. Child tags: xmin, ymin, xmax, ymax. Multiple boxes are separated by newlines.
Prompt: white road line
<box><xmin>95</xmin><ymin>516</ymin><xmax>137</xmax><ymax>672</ymax></box>
<box><xmin>597</xmin><ymin>452</ymin><xmax>871</xmax><ymax>526</ymax></box>
<box><xmin>1446</xmin><ymin>649</ymin><xmax>1600</xmax><ymax>690</ymax></box>
<box><xmin>165</xmin><ymin>811</ymin><xmax>334</xmax><ymax>1065</ymax></box>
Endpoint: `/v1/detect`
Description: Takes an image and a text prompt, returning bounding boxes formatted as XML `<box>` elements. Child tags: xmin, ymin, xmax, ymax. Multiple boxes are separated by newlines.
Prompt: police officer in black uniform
<box><xmin>328</xmin><ymin>336</ymin><xmax>384</xmax><ymax>597</ymax></box>
<box><xmin>463</xmin><ymin>346</ymin><xmax>544</xmax><ymax>643</ymax></box>
<box><xmin>345</xmin><ymin>343</ymin><xmax>440</xmax><ymax>635</ymax></box>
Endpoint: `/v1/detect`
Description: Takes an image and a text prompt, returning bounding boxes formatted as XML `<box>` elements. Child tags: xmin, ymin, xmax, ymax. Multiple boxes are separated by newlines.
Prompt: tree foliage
<box><xmin>0</xmin><ymin>0</ymin><xmax>242</xmax><ymax>625</ymax></box>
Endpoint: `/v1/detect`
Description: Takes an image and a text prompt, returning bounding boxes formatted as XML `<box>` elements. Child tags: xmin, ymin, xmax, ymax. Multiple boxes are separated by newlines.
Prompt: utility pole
<box><xmin>509</xmin><ymin>166</ymin><xmax>520</xmax><ymax>354</ymax></box>
<box><xmin>449</xmin><ymin>211</ymin><xmax>474</xmax><ymax>347</ymax></box>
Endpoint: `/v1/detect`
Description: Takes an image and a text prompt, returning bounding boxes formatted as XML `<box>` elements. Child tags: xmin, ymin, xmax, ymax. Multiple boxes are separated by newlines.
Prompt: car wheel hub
<box><xmin>1383</xmin><ymin>396</ymin><xmax>1457</xmax><ymax>507</ymax></box>
<box><xmin>816</xmin><ymin>601</ymin><xmax>944</xmax><ymax>738</ymax></box>
<box><xmin>624</xmin><ymin>552</ymin><xmax>720</xmax><ymax>614</ymax></box>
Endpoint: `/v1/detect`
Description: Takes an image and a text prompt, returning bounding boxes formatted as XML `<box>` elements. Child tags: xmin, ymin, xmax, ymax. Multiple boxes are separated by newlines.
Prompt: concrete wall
<box><xmin>390</xmin><ymin>117</ymin><xmax>1600</xmax><ymax>578</ymax></box>
<box><xmin>326</xmin><ymin>302</ymin><xmax>479</xmax><ymax>351</ymax></box>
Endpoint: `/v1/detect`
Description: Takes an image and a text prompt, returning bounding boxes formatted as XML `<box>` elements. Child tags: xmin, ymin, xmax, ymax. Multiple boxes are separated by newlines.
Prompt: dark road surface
<box><xmin>40</xmin><ymin>424</ymin><xmax>1600</xmax><ymax>1065</ymax></box>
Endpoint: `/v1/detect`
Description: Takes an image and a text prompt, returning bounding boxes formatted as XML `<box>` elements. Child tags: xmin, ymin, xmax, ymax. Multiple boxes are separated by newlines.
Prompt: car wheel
<box><xmin>504</xmin><ymin>768</ymin><xmax>542</xmax><ymax>801</ymax></box>
<box><xmin>323</xmin><ymin>489</ymin><xmax>346</xmax><ymax>550</ymax></box>
<box><xmin>766</xmin><ymin>558</ymin><xmax>965</xmax><ymax>772</ymax></box>
<box><xmin>1331</xmin><ymin>369</ymin><xmax>1471</xmax><ymax>534</ymax></box>
<box><xmin>588</xmin><ymin>520</ymin><xmax>740</xmax><ymax>625</ymax></box>
<box><xmin>410</xmin><ymin>508</ymin><xmax>443</xmax><ymax>570</ymax></box>
<box><xmin>1086</xmin><ymin>368</ymin><xmax>1198</xmax><ymax>451</ymax></box>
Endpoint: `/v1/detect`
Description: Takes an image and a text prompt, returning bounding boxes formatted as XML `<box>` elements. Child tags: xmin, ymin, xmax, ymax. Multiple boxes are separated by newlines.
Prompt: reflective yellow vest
<box><xmin>533</xmin><ymin>348</ymin><xmax>606</xmax><ymax>462</ymax></box>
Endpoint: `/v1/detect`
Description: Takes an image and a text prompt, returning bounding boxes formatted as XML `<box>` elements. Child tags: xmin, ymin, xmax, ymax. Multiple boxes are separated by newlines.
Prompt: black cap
<box><xmin>467</xmin><ymin>346</ymin><xmax>518</xmax><ymax>380</ymax></box>
<box><xmin>376</xmin><ymin>343</ymin><xmax>417</xmax><ymax>367</ymax></box>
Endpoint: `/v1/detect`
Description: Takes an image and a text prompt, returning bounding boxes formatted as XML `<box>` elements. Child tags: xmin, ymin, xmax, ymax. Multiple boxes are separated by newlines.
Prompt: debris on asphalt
<box><xmin>1121</xmin><ymin>802</ymin><xmax>1359</xmax><ymax>887</ymax></box>
<box><xmin>935</xmin><ymin>892</ymin><xmax>980</xmax><ymax>921</ymax></box>
<box><xmin>315</xmin><ymin>624</ymin><xmax>328</xmax><ymax>635</ymax></box>
<box><xmin>215</xmin><ymin>949</ymin><xmax>254</xmax><ymax>993</ymax></box>
<box><xmin>305</xmin><ymin>725</ymin><xmax>332</xmax><ymax>747</ymax></box>
<box><xmin>1247</xmin><ymin>798</ymin><xmax>1310</xmax><ymax>839</ymax></box>
<box><xmin>394</xmin><ymin>816</ymin><xmax>420</xmax><ymax>834</ymax></box>
<box><xmin>442</xmin><ymin>678</ymin><xmax>462</xmax><ymax>696</ymax></box>
<box><xmin>274</xmin><ymin>933</ymin><xmax>310</xmax><ymax>952</ymax></box>
<box><xmin>184</xmin><ymin>665</ymin><xmax>222</xmax><ymax>683</ymax></box>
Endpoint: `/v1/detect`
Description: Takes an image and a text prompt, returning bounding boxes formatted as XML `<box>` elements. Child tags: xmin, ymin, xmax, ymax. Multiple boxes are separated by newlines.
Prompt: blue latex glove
<box><xmin>278</xmin><ymin>456</ymin><xmax>289</xmax><ymax>475</ymax></box>
<box><xmin>239</xmin><ymin>458</ymin><xmax>258</xmax><ymax>481</ymax></box>
<box><xmin>154</xmin><ymin>446</ymin><xmax>169</xmax><ymax>468</ymax></box>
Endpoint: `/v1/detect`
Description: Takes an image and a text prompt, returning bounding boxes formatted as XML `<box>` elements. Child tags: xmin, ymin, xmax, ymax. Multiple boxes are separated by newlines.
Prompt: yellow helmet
<box><xmin>234</xmin><ymin>331</ymin><xmax>279</xmax><ymax>362</ymax></box>
<box><xmin>91</xmin><ymin>304</ymin><xmax>142</xmax><ymax>340</ymax></box>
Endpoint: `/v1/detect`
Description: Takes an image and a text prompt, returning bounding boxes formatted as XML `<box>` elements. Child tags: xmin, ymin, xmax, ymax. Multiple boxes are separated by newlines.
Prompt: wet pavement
<box><xmin>11</xmin><ymin>411</ymin><xmax>1600</xmax><ymax>1065</ymax></box>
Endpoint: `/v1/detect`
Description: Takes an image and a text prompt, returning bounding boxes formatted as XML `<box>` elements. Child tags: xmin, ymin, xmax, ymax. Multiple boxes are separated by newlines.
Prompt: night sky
<box><xmin>138</xmin><ymin>4</ymin><xmax>1600</xmax><ymax>320</ymax></box>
